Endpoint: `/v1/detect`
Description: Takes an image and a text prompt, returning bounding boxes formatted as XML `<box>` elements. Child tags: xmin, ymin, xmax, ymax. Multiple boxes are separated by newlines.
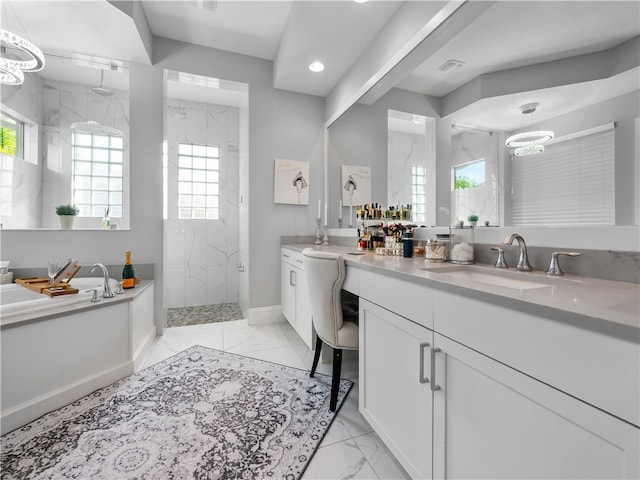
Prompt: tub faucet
<box><xmin>503</xmin><ymin>233</ymin><xmax>532</xmax><ymax>271</ymax></box>
<box><xmin>89</xmin><ymin>263</ymin><xmax>115</xmax><ymax>298</ymax></box>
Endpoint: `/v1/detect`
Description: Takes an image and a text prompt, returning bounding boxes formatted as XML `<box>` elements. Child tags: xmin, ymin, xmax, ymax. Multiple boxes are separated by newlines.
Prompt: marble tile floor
<box><xmin>138</xmin><ymin>320</ymin><xmax>411</xmax><ymax>480</ymax></box>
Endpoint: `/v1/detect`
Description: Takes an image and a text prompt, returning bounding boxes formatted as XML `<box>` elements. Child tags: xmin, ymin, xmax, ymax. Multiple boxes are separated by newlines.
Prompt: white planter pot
<box><xmin>58</xmin><ymin>215</ymin><xmax>75</xmax><ymax>229</ymax></box>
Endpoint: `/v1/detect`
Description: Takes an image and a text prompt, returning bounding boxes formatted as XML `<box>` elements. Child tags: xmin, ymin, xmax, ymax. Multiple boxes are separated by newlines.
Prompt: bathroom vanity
<box><xmin>281</xmin><ymin>244</ymin><xmax>640</xmax><ymax>479</ymax></box>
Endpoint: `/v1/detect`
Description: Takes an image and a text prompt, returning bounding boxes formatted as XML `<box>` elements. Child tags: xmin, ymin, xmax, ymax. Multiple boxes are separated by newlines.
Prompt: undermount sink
<box><xmin>421</xmin><ymin>265</ymin><xmax>581</xmax><ymax>291</ymax></box>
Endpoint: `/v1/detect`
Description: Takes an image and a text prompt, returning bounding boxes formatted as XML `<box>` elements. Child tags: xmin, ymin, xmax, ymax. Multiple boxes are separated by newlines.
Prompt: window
<box><xmin>511</xmin><ymin>125</ymin><xmax>614</xmax><ymax>225</ymax></box>
<box><xmin>177</xmin><ymin>142</ymin><xmax>220</xmax><ymax>220</ymax></box>
<box><xmin>412</xmin><ymin>165</ymin><xmax>426</xmax><ymax>223</ymax></box>
<box><xmin>71</xmin><ymin>128</ymin><xmax>124</xmax><ymax>218</ymax></box>
<box><xmin>0</xmin><ymin>112</ymin><xmax>23</xmax><ymax>159</ymax></box>
<box><xmin>454</xmin><ymin>160</ymin><xmax>485</xmax><ymax>190</ymax></box>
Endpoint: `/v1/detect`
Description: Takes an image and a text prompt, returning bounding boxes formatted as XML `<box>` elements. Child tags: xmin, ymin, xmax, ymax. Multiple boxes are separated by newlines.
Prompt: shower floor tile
<box><xmin>167</xmin><ymin>303</ymin><xmax>243</xmax><ymax>327</ymax></box>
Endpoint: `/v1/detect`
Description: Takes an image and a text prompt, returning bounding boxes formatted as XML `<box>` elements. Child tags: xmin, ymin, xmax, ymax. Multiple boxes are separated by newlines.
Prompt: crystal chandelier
<box><xmin>0</xmin><ymin>3</ymin><xmax>45</xmax><ymax>86</ymax></box>
<box><xmin>505</xmin><ymin>103</ymin><xmax>554</xmax><ymax>154</ymax></box>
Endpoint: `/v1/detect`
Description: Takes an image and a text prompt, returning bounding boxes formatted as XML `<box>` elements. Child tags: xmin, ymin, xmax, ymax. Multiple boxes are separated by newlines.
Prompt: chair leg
<box><xmin>310</xmin><ymin>335</ymin><xmax>323</xmax><ymax>378</ymax></box>
<box><xmin>330</xmin><ymin>348</ymin><xmax>343</xmax><ymax>412</ymax></box>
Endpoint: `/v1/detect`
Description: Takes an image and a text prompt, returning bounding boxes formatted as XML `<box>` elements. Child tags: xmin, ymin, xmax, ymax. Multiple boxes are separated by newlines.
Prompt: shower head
<box><xmin>91</xmin><ymin>70</ymin><xmax>112</xmax><ymax>96</ymax></box>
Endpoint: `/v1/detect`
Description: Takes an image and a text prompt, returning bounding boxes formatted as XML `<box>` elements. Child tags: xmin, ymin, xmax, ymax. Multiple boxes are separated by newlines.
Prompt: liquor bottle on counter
<box><xmin>122</xmin><ymin>250</ymin><xmax>135</xmax><ymax>289</ymax></box>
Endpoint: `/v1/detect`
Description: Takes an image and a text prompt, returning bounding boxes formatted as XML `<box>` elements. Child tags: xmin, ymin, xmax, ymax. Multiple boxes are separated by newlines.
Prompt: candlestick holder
<box><xmin>314</xmin><ymin>218</ymin><xmax>322</xmax><ymax>245</ymax></box>
<box><xmin>322</xmin><ymin>226</ymin><xmax>330</xmax><ymax>246</ymax></box>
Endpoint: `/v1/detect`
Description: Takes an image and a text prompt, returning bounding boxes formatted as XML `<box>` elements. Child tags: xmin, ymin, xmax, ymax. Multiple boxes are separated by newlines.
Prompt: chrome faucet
<box><xmin>89</xmin><ymin>263</ymin><xmax>115</xmax><ymax>298</ymax></box>
<box><xmin>503</xmin><ymin>233</ymin><xmax>532</xmax><ymax>271</ymax></box>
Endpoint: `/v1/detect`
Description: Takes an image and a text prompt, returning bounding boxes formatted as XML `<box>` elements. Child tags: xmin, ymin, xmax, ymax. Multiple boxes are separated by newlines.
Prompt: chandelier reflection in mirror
<box><xmin>0</xmin><ymin>1</ymin><xmax>45</xmax><ymax>85</ymax></box>
<box><xmin>506</xmin><ymin>102</ymin><xmax>554</xmax><ymax>156</ymax></box>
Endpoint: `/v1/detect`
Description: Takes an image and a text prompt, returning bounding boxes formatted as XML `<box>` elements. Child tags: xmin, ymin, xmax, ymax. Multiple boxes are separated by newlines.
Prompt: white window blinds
<box><xmin>511</xmin><ymin>125</ymin><xmax>615</xmax><ymax>225</ymax></box>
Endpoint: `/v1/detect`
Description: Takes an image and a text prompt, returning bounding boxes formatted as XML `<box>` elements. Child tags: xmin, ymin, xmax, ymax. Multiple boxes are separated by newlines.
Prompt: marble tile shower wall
<box><xmin>42</xmin><ymin>79</ymin><xmax>130</xmax><ymax>228</ymax></box>
<box><xmin>164</xmin><ymin>99</ymin><xmax>240</xmax><ymax>309</ymax></box>
<box><xmin>388</xmin><ymin>130</ymin><xmax>426</xmax><ymax>207</ymax></box>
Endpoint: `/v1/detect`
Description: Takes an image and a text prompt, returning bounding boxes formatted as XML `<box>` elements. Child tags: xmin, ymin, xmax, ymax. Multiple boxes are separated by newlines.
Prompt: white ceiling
<box><xmin>3</xmin><ymin>0</ymin><xmax>639</xmax><ymax>126</ymax></box>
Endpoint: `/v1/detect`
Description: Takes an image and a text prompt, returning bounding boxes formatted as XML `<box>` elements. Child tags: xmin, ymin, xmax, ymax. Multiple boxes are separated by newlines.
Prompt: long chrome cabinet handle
<box><xmin>419</xmin><ymin>342</ymin><xmax>430</xmax><ymax>384</ymax></box>
<box><xmin>430</xmin><ymin>347</ymin><xmax>441</xmax><ymax>391</ymax></box>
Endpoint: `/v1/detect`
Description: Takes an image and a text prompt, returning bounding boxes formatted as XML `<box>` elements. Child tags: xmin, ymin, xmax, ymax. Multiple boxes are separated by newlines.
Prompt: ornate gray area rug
<box><xmin>1</xmin><ymin>346</ymin><xmax>353</xmax><ymax>479</ymax></box>
<box><xmin>167</xmin><ymin>303</ymin><xmax>244</xmax><ymax>327</ymax></box>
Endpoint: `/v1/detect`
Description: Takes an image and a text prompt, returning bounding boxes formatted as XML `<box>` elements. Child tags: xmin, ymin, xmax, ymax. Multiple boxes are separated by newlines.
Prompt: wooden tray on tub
<box><xmin>16</xmin><ymin>260</ymin><xmax>81</xmax><ymax>297</ymax></box>
<box><xmin>16</xmin><ymin>278</ymin><xmax>80</xmax><ymax>297</ymax></box>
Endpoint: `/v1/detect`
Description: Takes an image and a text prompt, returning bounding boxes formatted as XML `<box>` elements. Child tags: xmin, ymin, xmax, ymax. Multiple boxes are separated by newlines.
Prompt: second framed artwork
<box><xmin>274</xmin><ymin>159</ymin><xmax>310</xmax><ymax>205</ymax></box>
<box><xmin>341</xmin><ymin>165</ymin><xmax>371</xmax><ymax>206</ymax></box>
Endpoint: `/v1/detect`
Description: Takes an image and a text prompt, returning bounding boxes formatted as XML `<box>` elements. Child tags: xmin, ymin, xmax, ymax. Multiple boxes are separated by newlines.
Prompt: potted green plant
<box><xmin>467</xmin><ymin>214</ymin><xmax>479</xmax><ymax>227</ymax></box>
<box><xmin>55</xmin><ymin>204</ymin><xmax>79</xmax><ymax>229</ymax></box>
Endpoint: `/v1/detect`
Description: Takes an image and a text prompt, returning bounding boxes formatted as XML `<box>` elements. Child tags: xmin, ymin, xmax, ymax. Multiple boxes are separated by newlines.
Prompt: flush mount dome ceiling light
<box><xmin>308</xmin><ymin>61</ymin><xmax>325</xmax><ymax>73</ymax></box>
<box><xmin>505</xmin><ymin>102</ymin><xmax>554</xmax><ymax>148</ymax></box>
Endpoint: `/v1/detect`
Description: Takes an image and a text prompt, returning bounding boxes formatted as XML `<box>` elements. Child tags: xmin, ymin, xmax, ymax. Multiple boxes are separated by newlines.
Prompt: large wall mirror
<box><xmin>1</xmin><ymin>54</ymin><xmax>129</xmax><ymax>230</ymax></box>
<box><xmin>326</xmin><ymin>1</ymin><xmax>639</xmax><ymax>238</ymax></box>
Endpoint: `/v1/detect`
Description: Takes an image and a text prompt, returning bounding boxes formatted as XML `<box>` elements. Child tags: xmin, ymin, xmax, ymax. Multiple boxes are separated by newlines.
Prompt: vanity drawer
<box><xmin>358</xmin><ymin>269</ymin><xmax>433</xmax><ymax>329</ymax></box>
<box><xmin>434</xmin><ymin>290</ymin><xmax>640</xmax><ymax>427</ymax></box>
<box><xmin>281</xmin><ymin>248</ymin><xmax>305</xmax><ymax>268</ymax></box>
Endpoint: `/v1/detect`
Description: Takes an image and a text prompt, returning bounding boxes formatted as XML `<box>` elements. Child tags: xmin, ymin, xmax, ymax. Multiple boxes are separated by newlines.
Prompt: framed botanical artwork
<box><xmin>341</xmin><ymin>165</ymin><xmax>371</xmax><ymax>206</ymax></box>
<box><xmin>274</xmin><ymin>159</ymin><xmax>310</xmax><ymax>205</ymax></box>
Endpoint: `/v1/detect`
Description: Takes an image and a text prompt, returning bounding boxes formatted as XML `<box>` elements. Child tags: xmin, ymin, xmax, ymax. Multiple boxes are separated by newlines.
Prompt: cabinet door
<box><xmin>432</xmin><ymin>333</ymin><xmax>640</xmax><ymax>479</ymax></box>
<box><xmin>294</xmin><ymin>267</ymin><xmax>313</xmax><ymax>350</ymax></box>
<box><xmin>280</xmin><ymin>261</ymin><xmax>296</xmax><ymax>326</ymax></box>
<box><xmin>359</xmin><ymin>299</ymin><xmax>433</xmax><ymax>479</ymax></box>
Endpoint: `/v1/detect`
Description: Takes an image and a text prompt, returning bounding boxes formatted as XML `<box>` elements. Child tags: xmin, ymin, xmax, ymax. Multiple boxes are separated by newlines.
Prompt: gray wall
<box><xmin>1</xmin><ymin>36</ymin><xmax>325</xmax><ymax>314</ymax></box>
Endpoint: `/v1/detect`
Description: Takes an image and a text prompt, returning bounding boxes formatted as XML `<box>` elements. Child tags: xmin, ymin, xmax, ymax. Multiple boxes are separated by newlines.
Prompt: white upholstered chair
<box><xmin>302</xmin><ymin>248</ymin><xmax>358</xmax><ymax>411</ymax></box>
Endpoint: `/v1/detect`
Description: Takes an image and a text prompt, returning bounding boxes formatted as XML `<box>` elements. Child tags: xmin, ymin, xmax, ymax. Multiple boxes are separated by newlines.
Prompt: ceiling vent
<box><xmin>438</xmin><ymin>59</ymin><xmax>465</xmax><ymax>73</ymax></box>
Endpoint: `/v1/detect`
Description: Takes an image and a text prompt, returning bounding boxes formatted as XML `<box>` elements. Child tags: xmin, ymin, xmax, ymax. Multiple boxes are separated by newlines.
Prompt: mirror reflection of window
<box><xmin>510</xmin><ymin>124</ymin><xmax>615</xmax><ymax>225</ymax></box>
<box><xmin>450</xmin><ymin>127</ymin><xmax>499</xmax><ymax>226</ymax></box>
<box><xmin>0</xmin><ymin>112</ymin><xmax>23</xmax><ymax>159</ymax></box>
<box><xmin>412</xmin><ymin>165</ymin><xmax>426</xmax><ymax>223</ymax></box>
<box><xmin>71</xmin><ymin>123</ymin><xmax>124</xmax><ymax>219</ymax></box>
<box><xmin>453</xmin><ymin>159</ymin><xmax>485</xmax><ymax>223</ymax></box>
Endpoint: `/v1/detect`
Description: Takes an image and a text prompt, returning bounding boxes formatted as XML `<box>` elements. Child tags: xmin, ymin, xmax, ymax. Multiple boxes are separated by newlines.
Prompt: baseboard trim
<box><xmin>133</xmin><ymin>330</ymin><xmax>157</xmax><ymax>371</ymax></box>
<box><xmin>1</xmin><ymin>362</ymin><xmax>133</xmax><ymax>435</ymax></box>
<box><xmin>248</xmin><ymin>306</ymin><xmax>285</xmax><ymax>326</ymax></box>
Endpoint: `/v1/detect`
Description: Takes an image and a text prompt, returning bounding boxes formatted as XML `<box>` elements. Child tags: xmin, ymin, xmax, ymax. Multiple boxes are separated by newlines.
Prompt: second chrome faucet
<box><xmin>503</xmin><ymin>233</ymin><xmax>532</xmax><ymax>271</ymax></box>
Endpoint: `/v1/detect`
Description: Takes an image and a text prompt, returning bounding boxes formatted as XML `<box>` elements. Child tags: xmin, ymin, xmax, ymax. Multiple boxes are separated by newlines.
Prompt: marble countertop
<box><xmin>1</xmin><ymin>280</ymin><xmax>154</xmax><ymax>328</ymax></box>
<box><xmin>283</xmin><ymin>244</ymin><xmax>640</xmax><ymax>340</ymax></box>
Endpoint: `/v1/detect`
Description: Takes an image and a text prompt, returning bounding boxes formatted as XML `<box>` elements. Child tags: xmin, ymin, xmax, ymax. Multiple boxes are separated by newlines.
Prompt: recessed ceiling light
<box><xmin>308</xmin><ymin>61</ymin><xmax>325</xmax><ymax>73</ymax></box>
<box><xmin>354</xmin><ymin>0</ymin><xmax>369</xmax><ymax>3</ymax></box>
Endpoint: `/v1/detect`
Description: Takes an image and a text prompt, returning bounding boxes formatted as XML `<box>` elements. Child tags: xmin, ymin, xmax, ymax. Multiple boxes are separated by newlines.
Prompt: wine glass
<box><xmin>47</xmin><ymin>258</ymin><xmax>59</xmax><ymax>285</ymax></box>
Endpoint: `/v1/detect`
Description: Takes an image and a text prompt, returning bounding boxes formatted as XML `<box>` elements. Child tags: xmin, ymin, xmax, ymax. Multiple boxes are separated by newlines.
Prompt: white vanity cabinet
<box><xmin>280</xmin><ymin>248</ymin><xmax>313</xmax><ymax>349</ymax></box>
<box><xmin>359</xmin><ymin>299</ymin><xmax>434</xmax><ymax>480</ymax></box>
<box><xmin>432</xmin><ymin>332</ymin><xmax>639</xmax><ymax>479</ymax></box>
<box><xmin>356</xmin><ymin>268</ymin><xmax>639</xmax><ymax>479</ymax></box>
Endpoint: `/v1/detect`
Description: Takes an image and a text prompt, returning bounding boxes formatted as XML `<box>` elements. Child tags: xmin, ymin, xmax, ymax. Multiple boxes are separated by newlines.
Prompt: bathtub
<box><xmin>1</xmin><ymin>278</ymin><xmax>156</xmax><ymax>434</ymax></box>
<box><xmin>0</xmin><ymin>277</ymin><xmax>117</xmax><ymax>322</ymax></box>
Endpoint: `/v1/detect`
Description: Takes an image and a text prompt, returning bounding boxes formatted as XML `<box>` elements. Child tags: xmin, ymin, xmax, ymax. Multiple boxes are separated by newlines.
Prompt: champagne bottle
<box><xmin>122</xmin><ymin>250</ymin><xmax>135</xmax><ymax>289</ymax></box>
